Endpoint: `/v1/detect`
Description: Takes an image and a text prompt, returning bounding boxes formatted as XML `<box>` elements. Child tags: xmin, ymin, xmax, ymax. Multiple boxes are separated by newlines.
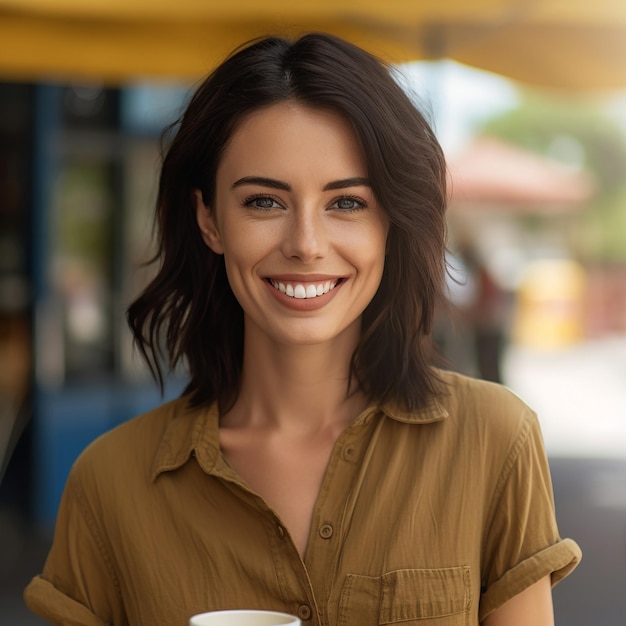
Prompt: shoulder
<box><xmin>439</xmin><ymin>368</ymin><xmax>533</xmax><ymax>412</ymax></box>
<box><xmin>434</xmin><ymin>369</ymin><xmax>539</xmax><ymax>453</ymax></box>
<box><xmin>68</xmin><ymin>395</ymin><xmax>195</xmax><ymax>491</ymax></box>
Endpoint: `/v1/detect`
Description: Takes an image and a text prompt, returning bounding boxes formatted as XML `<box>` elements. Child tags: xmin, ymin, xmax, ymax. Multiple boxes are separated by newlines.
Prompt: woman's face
<box><xmin>196</xmin><ymin>101</ymin><xmax>389</xmax><ymax>348</ymax></box>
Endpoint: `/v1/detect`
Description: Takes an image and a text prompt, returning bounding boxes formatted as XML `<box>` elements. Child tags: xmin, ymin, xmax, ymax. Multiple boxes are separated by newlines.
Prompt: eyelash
<box><xmin>242</xmin><ymin>194</ymin><xmax>283</xmax><ymax>210</ymax></box>
<box><xmin>242</xmin><ymin>193</ymin><xmax>368</xmax><ymax>212</ymax></box>
<box><xmin>330</xmin><ymin>195</ymin><xmax>368</xmax><ymax>212</ymax></box>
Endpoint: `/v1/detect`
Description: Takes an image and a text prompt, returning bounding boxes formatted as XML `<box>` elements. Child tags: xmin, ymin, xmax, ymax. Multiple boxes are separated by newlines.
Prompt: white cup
<box><xmin>189</xmin><ymin>609</ymin><xmax>301</xmax><ymax>626</ymax></box>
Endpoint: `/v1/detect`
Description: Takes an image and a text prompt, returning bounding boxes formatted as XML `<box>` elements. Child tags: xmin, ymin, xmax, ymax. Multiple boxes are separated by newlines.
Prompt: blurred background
<box><xmin>0</xmin><ymin>2</ymin><xmax>625</xmax><ymax>624</ymax></box>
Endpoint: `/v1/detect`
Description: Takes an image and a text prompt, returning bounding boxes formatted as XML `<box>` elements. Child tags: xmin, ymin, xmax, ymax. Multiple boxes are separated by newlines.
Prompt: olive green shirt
<box><xmin>25</xmin><ymin>370</ymin><xmax>581</xmax><ymax>625</ymax></box>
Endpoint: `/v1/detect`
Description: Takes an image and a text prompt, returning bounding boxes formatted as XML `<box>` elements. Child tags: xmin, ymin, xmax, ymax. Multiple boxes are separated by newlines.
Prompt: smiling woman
<box><xmin>24</xmin><ymin>33</ymin><xmax>580</xmax><ymax>626</ymax></box>
<box><xmin>195</xmin><ymin>103</ymin><xmax>388</xmax><ymax>349</ymax></box>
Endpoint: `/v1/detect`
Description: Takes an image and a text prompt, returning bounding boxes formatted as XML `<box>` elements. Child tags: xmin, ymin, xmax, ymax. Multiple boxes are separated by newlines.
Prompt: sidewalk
<box><xmin>503</xmin><ymin>334</ymin><xmax>626</xmax><ymax>458</ymax></box>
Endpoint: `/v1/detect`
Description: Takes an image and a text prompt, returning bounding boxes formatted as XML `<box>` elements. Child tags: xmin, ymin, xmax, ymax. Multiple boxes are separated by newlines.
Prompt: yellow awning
<box><xmin>1</xmin><ymin>0</ymin><xmax>625</xmax><ymax>90</ymax></box>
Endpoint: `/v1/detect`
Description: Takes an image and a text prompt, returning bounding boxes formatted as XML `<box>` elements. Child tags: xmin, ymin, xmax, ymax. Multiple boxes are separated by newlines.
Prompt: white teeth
<box><xmin>270</xmin><ymin>279</ymin><xmax>338</xmax><ymax>299</ymax></box>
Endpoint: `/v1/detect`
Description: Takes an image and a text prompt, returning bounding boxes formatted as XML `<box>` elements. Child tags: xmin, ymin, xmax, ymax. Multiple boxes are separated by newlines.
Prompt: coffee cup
<box><xmin>189</xmin><ymin>609</ymin><xmax>301</xmax><ymax>625</ymax></box>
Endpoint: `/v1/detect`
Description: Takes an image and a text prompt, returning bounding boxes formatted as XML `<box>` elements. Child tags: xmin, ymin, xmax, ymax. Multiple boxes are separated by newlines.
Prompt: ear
<box><xmin>194</xmin><ymin>189</ymin><xmax>224</xmax><ymax>255</ymax></box>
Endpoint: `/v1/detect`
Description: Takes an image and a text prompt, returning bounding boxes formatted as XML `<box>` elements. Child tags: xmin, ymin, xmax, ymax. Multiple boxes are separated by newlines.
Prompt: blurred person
<box><xmin>24</xmin><ymin>33</ymin><xmax>580</xmax><ymax>626</ymax></box>
<box><xmin>473</xmin><ymin>261</ymin><xmax>508</xmax><ymax>382</ymax></box>
<box><xmin>462</xmin><ymin>245</ymin><xmax>513</xmax><ymax>384</ymax></box>
<box><xmin>433</xmin><ymin>249</ymin><xmax>480</xmax><ymax>377</ymax></box>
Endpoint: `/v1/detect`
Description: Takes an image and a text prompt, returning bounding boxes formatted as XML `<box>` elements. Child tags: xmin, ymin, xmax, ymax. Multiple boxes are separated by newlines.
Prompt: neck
<box><xmin>224</xmin><ymin>320</ymin><xmax>366</xmax><ymax>434</ymax></box>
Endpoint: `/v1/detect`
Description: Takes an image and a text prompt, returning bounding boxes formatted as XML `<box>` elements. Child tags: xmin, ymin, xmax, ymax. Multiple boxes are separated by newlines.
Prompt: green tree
<box><xmin>478</xmin><ymin>92</ymin><xmax>626</xmax><ymax>261</ymax></box>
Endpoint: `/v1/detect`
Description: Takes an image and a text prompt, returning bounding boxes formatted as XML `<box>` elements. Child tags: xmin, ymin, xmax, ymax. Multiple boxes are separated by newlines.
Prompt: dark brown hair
<box><xmin>127</xmin><ymin>32</ymin><xmax>448</xmax><ymax>412</ymax></box>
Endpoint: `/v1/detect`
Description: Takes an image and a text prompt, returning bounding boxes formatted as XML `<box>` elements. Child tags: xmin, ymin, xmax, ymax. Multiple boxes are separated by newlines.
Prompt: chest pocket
<box><xmin>338</xmin><ymin>566</ymin><xmax>471</xmax><ymax>626</ymax></box>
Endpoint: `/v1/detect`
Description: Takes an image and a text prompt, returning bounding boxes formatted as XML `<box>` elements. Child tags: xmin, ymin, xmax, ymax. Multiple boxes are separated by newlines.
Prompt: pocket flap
<box><xmin>380</xmin><ymin>567</ymin><xmax>471</xmax><ymax>623</ymax></box>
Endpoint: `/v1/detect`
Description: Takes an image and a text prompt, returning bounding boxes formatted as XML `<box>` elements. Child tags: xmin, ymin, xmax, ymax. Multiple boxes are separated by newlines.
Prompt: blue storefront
<box><xmin>1</xmin><ymin>81</ymin><xmax>189</xmax><ymax>530</ymax></box>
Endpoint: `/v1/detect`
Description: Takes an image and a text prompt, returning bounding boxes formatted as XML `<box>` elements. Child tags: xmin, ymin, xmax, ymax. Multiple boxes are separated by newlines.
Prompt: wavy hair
<box><xmin>127</xmin><ymin>32</ymin><xmax>448</xmax><ymax>412</ymax></box>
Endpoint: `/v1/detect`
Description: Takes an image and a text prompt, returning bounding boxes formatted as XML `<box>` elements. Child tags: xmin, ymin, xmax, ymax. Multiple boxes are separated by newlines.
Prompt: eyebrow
<box><xmin>232</xmin><ymin>176</ymin><xmax>290</xmax><ymax>191</ymax></box>
<box><xmin>324</xmin><ymin>177</ymin><xmax>371</xmax><ymax>191</ymax></box>
<box><xmin>231</xmin><ymin>176</ymin><xmax>371</xmax><ymax>191</ymax></box>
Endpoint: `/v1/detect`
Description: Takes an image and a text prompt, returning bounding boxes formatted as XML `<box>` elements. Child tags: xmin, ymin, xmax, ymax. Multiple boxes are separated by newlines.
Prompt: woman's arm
<box><xmin>483</xmin><ymin>576</ymin><xmax>554</xmax><ymax>626</ymax></box>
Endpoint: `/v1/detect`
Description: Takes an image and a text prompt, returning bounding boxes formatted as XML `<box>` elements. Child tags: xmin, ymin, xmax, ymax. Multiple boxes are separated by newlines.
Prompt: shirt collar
<box><xmin>150</xmin><ymin>398</ymin><xmax>221</xmax><ymax>481</ymax></box>
<box><xmin>380</xmin><ymin>398</ymin><xmax>449</xmax><ymax>424</ymax></box>
<box><xmin>151</xmin><ymin>392</ymin><xmax>449</xmax><ymax>480</ymax></box>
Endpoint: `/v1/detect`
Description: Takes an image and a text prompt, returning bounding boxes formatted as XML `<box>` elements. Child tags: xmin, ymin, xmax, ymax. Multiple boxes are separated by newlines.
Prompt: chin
<box><xmin>275</xmin><ymin>320</ymin><xmax>360</xmax><ymax>349</ymax></box>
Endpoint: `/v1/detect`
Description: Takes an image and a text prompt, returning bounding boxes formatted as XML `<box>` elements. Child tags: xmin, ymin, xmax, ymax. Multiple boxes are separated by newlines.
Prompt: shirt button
<box><xmin>297</xmin><ymin>604</ymin><xmax>312</xmax><ymax>620</ymax></box>
<box><xmin>277</xmin><ymin>524</ymin><xmax>285</xmax><ymax>539</ymax></box>
<box><xmin>319</xmin><ymin>524</ymin><xmax>334</xmax><ymax>539</ymax></box>
<box><xmin>343</xmin><ymin>446</ymin><xmax>355</xmax><ymax>461</ymax></box>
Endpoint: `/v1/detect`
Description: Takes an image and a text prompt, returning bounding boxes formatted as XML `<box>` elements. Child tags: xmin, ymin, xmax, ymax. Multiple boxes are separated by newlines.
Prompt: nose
<box><xmin>281</xmin><ymin>208</ymin><xmax>328</xmax><ymax>263</ymax></box>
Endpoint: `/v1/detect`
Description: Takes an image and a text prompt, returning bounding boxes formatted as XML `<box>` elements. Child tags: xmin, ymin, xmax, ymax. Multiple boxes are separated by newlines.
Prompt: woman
<box><xmin>25</xmin><ymin>33</ymin><xmax>580</xmax><ymax>626</ymax></box>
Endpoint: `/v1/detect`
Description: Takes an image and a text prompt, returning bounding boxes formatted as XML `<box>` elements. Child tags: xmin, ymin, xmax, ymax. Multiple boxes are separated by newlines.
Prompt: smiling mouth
<box><xmin>268</xmin><ymin>279</ymin><xmax>341</xmax><ymax>299</ymax></box>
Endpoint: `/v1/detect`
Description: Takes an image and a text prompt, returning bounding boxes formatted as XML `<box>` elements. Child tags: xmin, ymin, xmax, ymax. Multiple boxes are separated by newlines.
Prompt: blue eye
<box><xmin>331</xmin><ymin>196</ymin><xmax>367</xmax><ymax>212</ymax></box>
<box><xmin>243</xmin><ymin>195</ymin><xmax>282</xmax><ymax>210</ymax></box>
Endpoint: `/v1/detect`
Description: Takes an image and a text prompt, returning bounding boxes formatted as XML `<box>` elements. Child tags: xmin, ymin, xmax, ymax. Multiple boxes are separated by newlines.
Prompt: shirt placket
<box><xmin>303</xmin><ymin>410</ymin><xmax>382</xmax><ymax>626</ymax></box>
<box><xmin>209</xmin><ymin>453</ymin><xmax>322</xmax><ymax>624</ymax></box>
<box><xmin>202</xmin><ymin>410</ymin><xmax>383</xmax><ymax>626</ymax></box>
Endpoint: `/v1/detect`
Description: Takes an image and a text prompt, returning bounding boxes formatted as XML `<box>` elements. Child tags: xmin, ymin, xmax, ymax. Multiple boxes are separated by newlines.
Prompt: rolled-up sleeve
<box><xmin>24</xmin><ymin>576</ymin><xmax>109</xmax><ymax>626</ymax></box>
<box><xmin>479</xmin><ymin>411</ymin><xmax>582</xmax><ymax>620</ymax></box>
<box><xmin>24</xmin><ymin>467</ymin><xmax>124</xmax><ymax>626</ymax></box>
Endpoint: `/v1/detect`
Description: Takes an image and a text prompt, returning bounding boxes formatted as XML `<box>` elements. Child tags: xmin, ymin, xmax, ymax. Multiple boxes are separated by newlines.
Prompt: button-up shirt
<box><xmin>24</xmin><ymin>370</ymin><xmax>581</xmax><ymax>625</ymax></box>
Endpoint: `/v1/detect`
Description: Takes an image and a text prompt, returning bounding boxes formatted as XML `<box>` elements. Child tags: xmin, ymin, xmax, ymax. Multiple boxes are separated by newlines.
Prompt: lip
<box><xmin>263</xmin><ymin>275</ymin><xmax>345</xmax><ymax>311</ymax></box>
<box><xmin>264</xmin><ymin>273</ymin><xmax>342</xmax><ymax>282</ymax></box>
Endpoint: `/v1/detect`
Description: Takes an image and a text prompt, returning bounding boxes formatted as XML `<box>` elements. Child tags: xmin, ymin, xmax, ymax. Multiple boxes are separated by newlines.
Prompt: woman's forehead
<box><xmin>217</xmin><ymin>102</ymin><xmax>368</xmax><ymax>182</ymax></box>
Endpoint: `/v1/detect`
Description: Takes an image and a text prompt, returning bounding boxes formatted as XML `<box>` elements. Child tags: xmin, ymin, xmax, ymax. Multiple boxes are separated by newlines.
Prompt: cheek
<box><xmin>349</xmin><ymin>230</ymin><xmax>387</xmax><ymax>290</ymax></box>
<box><xmin>220</xmin><ymin>223</ymin><xmax>272</xmax><ymax>286</ymax></box>
<box><xmin>364</xmin><ymin>222</ymin><xmax>389</xmax><ymax>266</ymax></box>
<box><xmin>368</xmin><ymin>227</ymin><xmax>389</xmax><ymax>287</ymax></box>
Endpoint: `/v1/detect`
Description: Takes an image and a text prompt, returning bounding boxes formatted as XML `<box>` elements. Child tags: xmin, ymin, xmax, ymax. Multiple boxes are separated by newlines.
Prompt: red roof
<box><xmin>448</xmin><ymin>136</ymin><xmax>595</xmax><ymax>212</ymax></box>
